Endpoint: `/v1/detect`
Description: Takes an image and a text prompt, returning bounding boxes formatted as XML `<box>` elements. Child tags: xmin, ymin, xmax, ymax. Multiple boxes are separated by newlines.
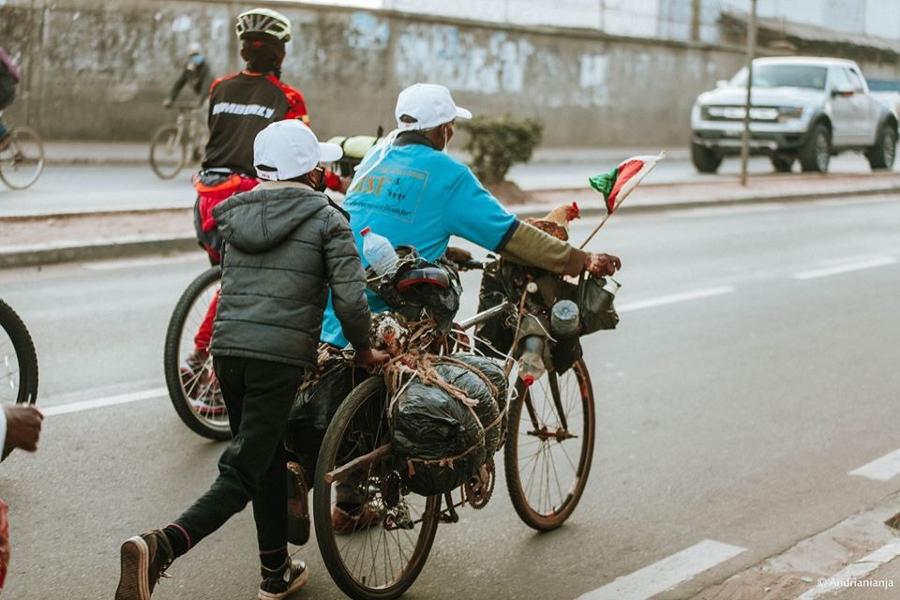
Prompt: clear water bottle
<box><xmin>360</xmin><ymin>227</ymin><xmax>399</xmax><ymax>276</ymax></box>
<box><xmin>518</xmin><ymin>335</ymin><xmax>546</xmax><ymax>386</ymax></box>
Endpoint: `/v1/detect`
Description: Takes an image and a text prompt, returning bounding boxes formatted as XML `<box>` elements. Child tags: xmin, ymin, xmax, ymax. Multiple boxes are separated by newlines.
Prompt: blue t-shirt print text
<box><xmin>346</xmin><ymin>165</ymin><xmax>429</xmax><ymax>224</ymax></box>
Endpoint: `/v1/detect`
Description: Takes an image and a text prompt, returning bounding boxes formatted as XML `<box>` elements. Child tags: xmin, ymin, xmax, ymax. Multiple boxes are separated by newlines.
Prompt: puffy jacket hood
<box><xmin>213</xmin><ymin>182</ymin><xmax>330</xmax><ymax>254</ymax></box>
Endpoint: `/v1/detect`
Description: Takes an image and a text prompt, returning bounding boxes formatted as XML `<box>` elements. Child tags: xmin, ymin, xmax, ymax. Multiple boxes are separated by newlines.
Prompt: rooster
<box><xmin>525</xmin><ymin>202</ymin><xmax>580</xmax><ymax>241</ymax></box>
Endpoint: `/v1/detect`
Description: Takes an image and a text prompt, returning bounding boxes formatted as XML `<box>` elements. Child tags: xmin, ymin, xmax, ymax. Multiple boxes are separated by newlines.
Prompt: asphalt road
<box><xmin>0</xmin><ymin>151</ymin><xmax>897</xmax><ymax>217</ymax></box>
<box><xmin>1</xmin><ymin>194</ymin><xmax>899</xmax><ymax>599</ymax></box>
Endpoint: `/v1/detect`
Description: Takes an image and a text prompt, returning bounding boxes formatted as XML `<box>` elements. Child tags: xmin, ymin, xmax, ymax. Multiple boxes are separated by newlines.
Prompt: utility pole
<box><xmin>740</xmin><ymin>0</ymin><xmax>757</xmax><ymax>187</ymax></box>
<box><xmin>690</xmin><ymin>0</ymin><xmax>701</xmax><ymax>42</ymax></box>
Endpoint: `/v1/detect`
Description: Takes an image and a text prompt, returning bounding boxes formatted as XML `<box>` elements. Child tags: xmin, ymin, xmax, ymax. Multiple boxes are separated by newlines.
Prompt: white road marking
<box><xmin>848</xmin><ymin>448</ymin><xmax>900</xmax><ymax>481</ymax></box>
<box><xmin>42</xmin><ymin>387</ymin><xmax>167</xmax><ymax>417</ymax></box>
<box><xmin>796</xmin><ymin>540</ymin><xmax>900</xmax><ymax>599</ymax></box>
<box><xmin>792</xmin><ymin>256</ymin><xmax>897</xmax><ymax>280</ymax></box>
<box><xmin>617</xmin><ymin>286</ymin><xmax>735</xmax><ymax>313</ymax></box>
<box><xmin>576</xmin><ymin>539</ymin><xmax>746</xmax><ymax>600</ymax></box>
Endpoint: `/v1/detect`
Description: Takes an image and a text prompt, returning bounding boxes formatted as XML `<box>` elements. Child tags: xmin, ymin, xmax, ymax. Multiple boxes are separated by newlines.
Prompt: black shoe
<box><xmin>259</xmin><ymin>558</ymin><xmax>309</xmax><ymax>600</ymax></box>
<box><xmin>115</xmin><ymin>530</ymin><xmax>174</xmax><ymax>600</ymax></box>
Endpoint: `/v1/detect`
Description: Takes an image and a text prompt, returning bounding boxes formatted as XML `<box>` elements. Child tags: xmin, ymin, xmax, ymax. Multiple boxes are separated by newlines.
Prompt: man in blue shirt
<box><xmin>320</xmin><ymin>82</ymin><xmax>620</xmax><ymax>348</ymax></box>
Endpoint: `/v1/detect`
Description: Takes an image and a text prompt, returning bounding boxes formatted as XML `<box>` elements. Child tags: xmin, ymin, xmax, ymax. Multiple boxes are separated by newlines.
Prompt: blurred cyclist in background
<box><xmin>0</xmin><ymin>47</ymin><xmax>21</xmax><ymax>149</ymax></box>
<box><xmin>162</xmin><ymin>42</ymin><xmax>212</xmax><ymax>109</ymax></box>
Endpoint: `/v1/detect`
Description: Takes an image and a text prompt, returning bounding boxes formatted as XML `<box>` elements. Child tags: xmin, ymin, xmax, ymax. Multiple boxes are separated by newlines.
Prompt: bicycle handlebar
<box><xmin>455</xmin><ymin>259</ymin><xmax>485</xmax><ymax>271</ymax></box>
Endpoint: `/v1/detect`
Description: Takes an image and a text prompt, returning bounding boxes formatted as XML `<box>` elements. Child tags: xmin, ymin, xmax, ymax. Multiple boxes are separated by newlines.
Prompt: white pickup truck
<box><xmin>690</xmin><ymin>57</ymin><xmax>898</xmax><ymax>173</ymax></box>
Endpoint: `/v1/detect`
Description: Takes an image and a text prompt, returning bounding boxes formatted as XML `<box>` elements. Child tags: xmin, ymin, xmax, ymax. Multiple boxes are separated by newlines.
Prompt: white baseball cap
<box><xmin>394</xmin><ymin>83</ymin><xmax>473</xmax><ymax>131</ymax></box>
<box><xmin>253</xmin><ymin>120</ymin><xmax>343</xmax><ymax>181</ymax></box>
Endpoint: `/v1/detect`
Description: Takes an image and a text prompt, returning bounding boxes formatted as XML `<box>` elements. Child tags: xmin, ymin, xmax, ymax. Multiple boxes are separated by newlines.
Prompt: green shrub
<box><xmin>460</xmin><ymin>115</ymin><xmax>544</xmax><ymax>184</ymax></box>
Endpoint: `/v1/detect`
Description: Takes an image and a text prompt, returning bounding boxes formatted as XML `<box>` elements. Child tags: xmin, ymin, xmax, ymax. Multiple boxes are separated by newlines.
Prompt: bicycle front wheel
<box><xmin>0</xmin><ymin>299</ymin><xmax>38</xmax><ymax>405</ymax></box>
<box><xmin>163</xmin><ymin>266</ymin><xmax>230</xmax><ymax>440</ymax></box>
<box><xmin>504</xmin><ymin>359</ymin><xmax>596</xmax><ymax>531</ymax></box>
<box><xmin>314</xmin><ymin>376</ymin><xmax>440</xmax><ymax>600</ymax></box>
<box><xmin>149</xmin><ymin>124</ymin><xmax>186</xmax><ymax>180</ymax></box>
<box><xmin>0</xmin><ymin>126</ymin><xmax>45</xmax><ymax>190</ymax></box>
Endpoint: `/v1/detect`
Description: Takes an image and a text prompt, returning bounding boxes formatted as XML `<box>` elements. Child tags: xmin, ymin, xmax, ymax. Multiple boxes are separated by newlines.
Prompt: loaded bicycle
<box><xmin>0</xmin><ymin>299</ymin><xmax>38</xmax><ymax>406</ymax></box>
<box><xmin>0</xmin><ymin>122</ymin><xmax>44</xmax><ymax>190</ymax></box>
<box><xmin>305</xmin><ymin>248</ymin><xmax>617</xmax><ymax>600</ymax></box>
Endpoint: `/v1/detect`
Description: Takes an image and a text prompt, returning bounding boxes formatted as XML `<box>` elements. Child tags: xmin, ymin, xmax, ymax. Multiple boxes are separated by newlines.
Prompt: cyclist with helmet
<box><xmin>181</xmin><ymin>8</ymin><xmax>312</xmax><ymax>415</ymax></box>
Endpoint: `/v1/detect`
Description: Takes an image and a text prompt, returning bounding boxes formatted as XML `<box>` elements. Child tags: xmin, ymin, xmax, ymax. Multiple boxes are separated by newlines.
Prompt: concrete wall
<box><xmin>1</xmin><ymin>0</ymin><xmax>749</xmax><ymax>146</ymax></box>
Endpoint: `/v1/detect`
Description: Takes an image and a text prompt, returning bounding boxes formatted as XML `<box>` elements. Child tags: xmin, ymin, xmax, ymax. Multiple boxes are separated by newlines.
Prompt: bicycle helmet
<box><xmin>235</xmin><ymin>8</ymin><xmax>292</xmax><ymax>43</ymax></box>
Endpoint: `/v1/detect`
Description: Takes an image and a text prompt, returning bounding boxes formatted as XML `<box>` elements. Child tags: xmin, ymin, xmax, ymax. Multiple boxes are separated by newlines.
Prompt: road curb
<box><xmin>0</xmin><ymin>237</ymin><xmax>200</xmax><ymax>269</ymax></box>
<box><xmin>2</xmin><ymin>186</ymin><xmax>898</xmax><ymax>269</ymax></box>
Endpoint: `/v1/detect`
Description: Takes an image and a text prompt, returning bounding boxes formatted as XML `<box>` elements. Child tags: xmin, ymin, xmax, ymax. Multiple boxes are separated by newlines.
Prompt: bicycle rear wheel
<box><xmin>504</xmin><ymin>359</ymin><xmax>595</xmax><ymax>531</ymax></box>
<box><xmin>149</xmin><ymin>124</ymin><xmax>186</xmax><ymax>180</ymax></box>
<box><xmin>314</xmin><ymin>376</ymin><xmax>440</xmax><ymax>600</ymax></box>
<box><xmin>0</xmin><ymin>299</ymin><xmax>38</xmax><ymax>405</ymax></box>
<box><xmin>0</xmin><ymin>126</ymin><xmax>45</xmax><ymax>190</ymax></box>
<box><xmin>163</xmin><ymin>266</ymin><xmax>230</xmax><ymax>440</ymax></box>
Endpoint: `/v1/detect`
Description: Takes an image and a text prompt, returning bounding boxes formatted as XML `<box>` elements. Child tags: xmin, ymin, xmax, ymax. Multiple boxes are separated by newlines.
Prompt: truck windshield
<box><xmin>730</xmin><ymin>65</ymin><xmax>827</xmax><ymax>90</ymax></box>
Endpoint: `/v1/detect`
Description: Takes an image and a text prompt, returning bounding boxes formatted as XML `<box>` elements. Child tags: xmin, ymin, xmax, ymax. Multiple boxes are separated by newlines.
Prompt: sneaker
<box><xmin>332</xmin><ymin>504</ymin><xmax>383</xmax><ymax>536</ymax></box>
<box><xmin>258</xmin><ymin>558</ymin><xmax>309</xmax><ymax>600</ymax></box>
<box><xmin>286</xmin><ymin>462</ymin><xmax>310</xmax><ymax>546</ymax></box>
<box><xmin>115</xmin><ymin>530</ymin><xmax>174</xmax><ymax>600</ymax></box>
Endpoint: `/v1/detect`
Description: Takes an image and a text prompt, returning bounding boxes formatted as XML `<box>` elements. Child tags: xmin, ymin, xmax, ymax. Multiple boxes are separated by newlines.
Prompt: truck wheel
<box><xmin>691</xmin><ymin>142</ymin><xmax>722</xmax><ymax>174</ymax></box>
<box><xmin>798</xmin><ymin>123</ymin><xmax>830</xmax><ymax>173</ymax></box>
<box><xmin>866</xmin><ymin>124</ymin><xmax>897</xmax><ymax>170</ymax></box>
<box><xmin>770</xmin><ymin>154</ymin><xmax>794</xmax><ymax>173</ymax></box>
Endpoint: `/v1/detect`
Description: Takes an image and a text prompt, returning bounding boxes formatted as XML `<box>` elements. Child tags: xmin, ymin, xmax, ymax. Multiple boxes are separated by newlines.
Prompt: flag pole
<box><xmin>578</xmin><ymin>198</ymin><xmax>621</xmax><ymax>250</ymax></box>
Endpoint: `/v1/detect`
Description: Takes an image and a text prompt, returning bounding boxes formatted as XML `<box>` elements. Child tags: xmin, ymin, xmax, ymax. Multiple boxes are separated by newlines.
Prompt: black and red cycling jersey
<box><xmin>201</xmin><ymin>70</ymin><xmax>310</xmax><ymax>176</ymax></box>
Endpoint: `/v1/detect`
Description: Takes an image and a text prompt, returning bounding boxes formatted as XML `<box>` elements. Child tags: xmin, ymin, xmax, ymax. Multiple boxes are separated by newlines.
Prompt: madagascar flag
<box><xmin>589</xmin><ymin>153</ymin><xmax>664</xmax><ymax>214</ymax></box>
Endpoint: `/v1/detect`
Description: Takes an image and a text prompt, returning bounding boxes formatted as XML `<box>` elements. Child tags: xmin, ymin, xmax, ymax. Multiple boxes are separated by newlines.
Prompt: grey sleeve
<box><xmin>322</xmin><ymin>210</ymin><xmax>372</xmax><ymax>350</ymax></box>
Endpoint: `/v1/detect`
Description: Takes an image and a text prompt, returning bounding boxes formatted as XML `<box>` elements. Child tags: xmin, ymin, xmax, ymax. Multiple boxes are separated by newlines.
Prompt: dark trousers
<box><xmin>174</xmin><ymin>356</ymin><xmax>305</xmax><ymax>555</ymax></box>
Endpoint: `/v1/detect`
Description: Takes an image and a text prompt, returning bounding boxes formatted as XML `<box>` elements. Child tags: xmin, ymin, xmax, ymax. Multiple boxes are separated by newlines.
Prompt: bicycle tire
<box><xmin>314</xmin><ymin>376</ymin><xmax>441</xmax><ymax>600</ymax></box>
<box><xmin>163</xmin><ymin>266</ymin><xmax>230</xmax><ymax>440</ymax></box>
<box><xmin>149</xmin><ymin>124</ymin><xmax>186</xmax><ymax>180</ymax></box>
<box><xmin>504</xmin><ymin>359</ymin><xmax>595</xmax><ymax>531</ymax></box>
<box><xmin>0</xmin><ymin>299</ymin><xmax>38</xmax><ymax>405</ymax></box>
<box><xmin>0</xmin><ymin>126</ymin><xmax>45</xmax><ymax>190</ymax></box>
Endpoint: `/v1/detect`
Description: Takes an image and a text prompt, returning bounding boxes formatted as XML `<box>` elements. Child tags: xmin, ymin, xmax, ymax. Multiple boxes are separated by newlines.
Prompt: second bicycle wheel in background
<box><xmin>149</xmin><ymin>124</ymin><xmax>186</xmax><ymax>180</ymax></box>
<box><xmin>0</xmin><ymin>299</ymin><xmax>39</xmax><ymax>405</ymax></box>
<box><xmin>163</xmin><ymin>266</ymin><xmax>231</xmax><ymax>440</ymax></box>
<box><xmin>0</xmin><ymin>126</ymin><xmax>45</xmax><ymax>190</ymax></box>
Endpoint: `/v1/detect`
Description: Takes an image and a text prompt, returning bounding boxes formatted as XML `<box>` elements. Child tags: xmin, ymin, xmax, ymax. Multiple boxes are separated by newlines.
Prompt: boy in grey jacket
<box><xmin>116</xmin><ymin>120</ymin><xmax>387</xmax><ymax>600</ymax></box>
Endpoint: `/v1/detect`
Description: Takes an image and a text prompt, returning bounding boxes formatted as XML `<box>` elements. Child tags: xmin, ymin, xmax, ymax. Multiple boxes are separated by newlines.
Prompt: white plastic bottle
<box><xmin>360</xmin><ymin>227</ymin><xmax>399</xmax><ymax>276</ymax></box>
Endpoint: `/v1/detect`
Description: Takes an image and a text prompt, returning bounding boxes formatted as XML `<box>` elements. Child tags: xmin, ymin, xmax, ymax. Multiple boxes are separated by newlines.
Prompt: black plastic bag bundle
<box><xmin>390</xmin><ymin>361</ymin><xmax>500</xmax><ymax>496</ymax></box>
<box><xmin>450</xmin><ymin>354</ymin><xmax>508</xmax><ymax>415</ymax></box>
<box><xmin>286</xmin><ymin>364</ymin><xmax>359</xmax><ymax>476</ymax></box>
<box><xmin>439</xmin><ymin>361</ymin><xmax>501</xmax><ymax>455</ymax></box>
